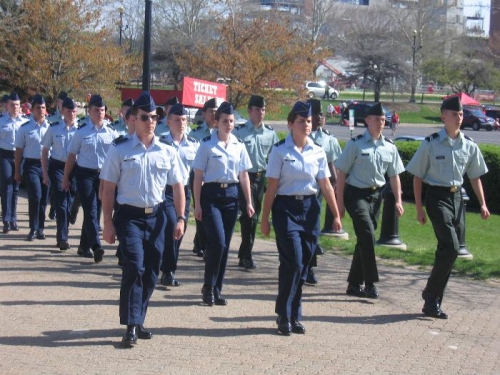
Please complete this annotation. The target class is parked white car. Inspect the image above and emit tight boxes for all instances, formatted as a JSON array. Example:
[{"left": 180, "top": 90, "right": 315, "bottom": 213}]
[{"left": 305, "top": 81, "right": 339, "bottom": 100}]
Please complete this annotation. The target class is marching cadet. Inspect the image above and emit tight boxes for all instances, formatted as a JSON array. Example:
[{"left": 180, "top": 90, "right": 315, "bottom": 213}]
[
  {"left": 14, "top": 94, "right": 50, "bottom": 240},
  {"left": 189, "top": 97, "right": 222, "bottom": 258},
  {"left": 1, "top": 94, "right": 9, "bottom": 116},
  {"left": 154, "top": 96, "right": 179, "bottom": 136},
  {"left": 41, "top": 96, "right": 79, "bottom": 250},
  {"left": 260, "top": 101, "right": 341, "bottom": 336},
  {"left": 46, "top": 91, "right": 68, "bottom": 124},
  {"left": 406, "top": 96, "right": 490, "bottom": 319},
  {"left": 0, "top": 92, "right": 27, "bottom": 234},
  {"left": 335, "top": 102, "right": 405, "bottom": 299},
  {"left": 159, "top": 103, "right": 199, "bottom": 287},
  {"left": 232, "top": 95, "right": 278, "bottom": 269},
  {"left": 305, "top": 99, "right": 342, "bottom": 285},
  {"left": 192, "top": 101, "right": 254, "bottom": 306},
  {"left": 101, "top": 91, "right": 186, "bottom": 346},
  {"left": 62, "top": 94, "right": 118, "bottom": 263},
  {"left": 113, "top": 98, "right": 133, "bottom": 136}
]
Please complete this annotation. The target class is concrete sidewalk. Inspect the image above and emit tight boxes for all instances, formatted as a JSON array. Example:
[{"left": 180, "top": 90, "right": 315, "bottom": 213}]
[{"left": 0, "top": 194, "right": 499, "bottom": 374}]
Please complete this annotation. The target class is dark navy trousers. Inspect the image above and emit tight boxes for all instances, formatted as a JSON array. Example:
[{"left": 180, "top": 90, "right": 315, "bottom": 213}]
[
  {"left": 161, "top": 184, "right": 191, "bottom": 274},
  {"left": 75, "top": 165, "right": 101, "bottom": 251},
  {"left": 49, "top": 158, "right": 76, "bottom": 243},
  {"left": 0, "top": 149, "right": 19, "bottom": 225},
  {"left": 23, "top": 159, "right": 49, "bottom": 232},
  {"left": 114, "top": 203, "right": 166, "bottom": 325},
  {"left": 272, "top": 195, "right": 320, "bottom": 320},
  {"left": 201, "top": 183, "right": 239, "bottom": 292}
]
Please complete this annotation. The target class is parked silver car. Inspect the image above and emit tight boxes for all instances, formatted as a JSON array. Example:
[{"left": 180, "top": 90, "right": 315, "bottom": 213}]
[{"left": 305, "top": 81, "right": 339, "bottom": 100}]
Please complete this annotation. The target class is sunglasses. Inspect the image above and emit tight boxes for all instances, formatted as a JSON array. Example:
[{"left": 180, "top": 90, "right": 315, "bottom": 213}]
[{"left": 135, "top": 114, "right": 159, "bottom": 122}]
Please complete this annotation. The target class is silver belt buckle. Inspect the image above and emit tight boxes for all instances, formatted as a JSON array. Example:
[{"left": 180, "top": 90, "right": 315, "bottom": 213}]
[
  {"left": 145, "top": 207, "right": 153, "bottom": 214},
  {"left": 450, "top": 186, "right": 458, "bottom": 193},
  {"left": 221, "top": 183, "right": 228, "bottom": 188},
  {"left": 295, "top": 195, "right": 304, "bottom": 200}
]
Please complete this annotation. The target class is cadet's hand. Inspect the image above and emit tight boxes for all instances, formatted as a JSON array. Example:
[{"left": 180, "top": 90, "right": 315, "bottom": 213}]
[
  {"left": 260, "top": 218, "right": 271, "bottom": 237},
  {"left": 42, "top": 173, "right": 50, "bottom": 186},
  {"left": 61, "top": 178, "right": 70, "bottom": 192},
  {"left": 337, "top": 201, "right": 345, "bottom": 219},
  {"left": 480, "top": 205, "right": 490, "bottom": 220},
  {"left": 246, "top": 204, "right": 255, "bottom": 219},
  {"left": 194, "top": 206, "right": 202, "bottom": 221},
  {"left": 395, "top": 202, "right": 404, "bottom": 217},
  {"left": 416, "top": 206, "right": 427, "bottom": 225},
  {"left": 174, "top": 222, "right": 185, "bottom": 240},
  {"left": 332, "top": 217, "right": 342, "bottom": 232},
  {"left": 14, "top": 172, "right": 21, "bottom": 184},
  {"left": 103, "top": 222, "right": 116, "bottom": 244}
]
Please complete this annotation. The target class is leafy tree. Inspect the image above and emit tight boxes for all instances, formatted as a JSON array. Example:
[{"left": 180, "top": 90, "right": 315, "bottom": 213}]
[{"left": 0, "top": 0, "right": 138, "bottom": 106}]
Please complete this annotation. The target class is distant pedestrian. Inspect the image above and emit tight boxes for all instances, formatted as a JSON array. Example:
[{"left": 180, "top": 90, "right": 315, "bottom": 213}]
[
  {"left": 391, "top": 111, "right": 399, "bottom": 137},
  {"left": 327, "top": 103, "right": 334, "bottom": 118}
]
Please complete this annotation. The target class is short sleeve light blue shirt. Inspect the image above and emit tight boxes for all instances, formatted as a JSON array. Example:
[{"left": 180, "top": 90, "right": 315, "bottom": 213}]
[
  {"left": 406, "top": 128, "right": 488, "bottom": 186},
  {"left": 67, "top": 120, "right": 118, "bottom": 169},
  {"left": 14, "top": 118, "right": 50, "bottom": 158},
  {"left": 190, "top": 122, "right": 212, "bottom": 141},
  {"left": 266, "top": 134, "right": 331, "bottom": 195},
  {"left": 100, "top": 134, "right": 184, "bottom": 207},
  {"left": 160, "top": 133, "right": 199, "bottom": 185},
  {"left": 192, "top": 132, "right": 252, "bottom": 183},
  {"left": 232, "top": 120, "right": 279, "bottom": 173},
  {"left": 335, "top": 130, "right": 405, "bottom": 188},
  {"left": 41, "top": 120, "right": 78, "bottom": 162},
  {"left": 113, "top": 118, "right": 128, "bottom": 136},
  {"left": 0, "top": 115, "right": 29, "bottom": 151}
]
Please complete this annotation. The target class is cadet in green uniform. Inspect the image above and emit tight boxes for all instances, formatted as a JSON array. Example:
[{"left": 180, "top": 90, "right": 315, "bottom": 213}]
[
  {"left": 113, "top": 98, "right": 133, "bottom": 136},
  {"left": 232, "top": 95, "right": 278, "bottom": 269},
  {"left": 406, "top": 96, "right": 490, "bottom": 319},
  {"left": 335, "top": 103, "right": 405, "bottom": 299}
]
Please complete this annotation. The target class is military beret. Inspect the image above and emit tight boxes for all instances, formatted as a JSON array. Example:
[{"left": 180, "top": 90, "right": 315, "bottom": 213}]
[
  {"left": 441, "top": 96, "right": 462, "bottom": 112},
  {"left": 57, "top": 91, "right": 68, "bottom": 100},
  {"left": 31, "top": 94, "right": 45, "bottom": 106},
  {"left": 216, "top": 101, "right": 234, "bottom": 116},
  {"left": 165, "top": 96, "right": 179, "bottom": 106},
  {"left": 62, "top": 97, "right": 76, "bottom": 110},
  {"left": 2, "top": 94, "right": 9, "bottom": 103},
  {"left": 307, "top": 99, "right": 322, "bottom": 116},
  {"left": 169, "top": 103, "right": 188, "bottom": 116},
  {"left": 121, "top": 98, "right": 134, "bottom": 107},
  {"left": 89, "top": 94, "right": 105, "bottom": 107},
  {"left": 203, "top": 98, "right": 223, "bottom": 111},
  {"left": 133, "top": 91, "right": 156, "bottom": 112},
  {"left": 367, "top": 102, "right": 384, "bottom": 116},
  {"left": 9, "top": 92, "right": 20, "bottom": 101},
  {"left": 292, "top": 101, "right": 312, "bottom": 118},
  {"left": 248, "top": 95, "right": 265, "bottom": 108}
]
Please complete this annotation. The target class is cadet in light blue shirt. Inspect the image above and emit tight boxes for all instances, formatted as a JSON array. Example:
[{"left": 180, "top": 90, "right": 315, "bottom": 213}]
[
  {"left": 336, "top": 102, "right": 404, "bottom": 300},
  {"left": 0, "top": 92, "right": 28, "bottom": 233},
  {"left": 260, "top": 101, "right": 341, "bottom": 336},
  {"left": 41, "top": 96, "right": 79, "bottom": 251},
  {"left": 100, "top": 91, "right": 186, "bottom": 346},
  {"left": 62, "top": 94, "right": 118, "bottom": 263},
  {"left": 113, "top": 98, "right": 133, "bottom": 136},
  {"left": 14, "top": 94, "right": 50, "bottom": 240},
  {"left": 192, "top": 101, "right": 254, "bottom": 307},
  {"left": 46, "top": 91, "right": 67, "bottom": 124},
  {"left": 159, "top": 103, "right": 200, "bottom": 287},
  {"left": 155, "top": 96, "right": 179, "bottom": 136},
  {"left": 406, "top": 96, "right": 490, "bottom": 320}
]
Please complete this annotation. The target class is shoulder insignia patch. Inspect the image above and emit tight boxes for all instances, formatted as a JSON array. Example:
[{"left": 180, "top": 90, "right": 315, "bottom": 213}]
[
  {"left": 274, "top": 139, "right": 286, "bottom": 147},
  {"left": 320, "top": 127, "right": 330, "bottom": 135},
  {"left": 464, "top": 135, "right": 474, "bottom": 142},
  {"left": 234, "top": 124, "right": 244, "bottom": 130},
  {"left": 383, "top": 137, "right": 394, "bottom": 144},
  {"left": 313, "top": 141, "right": 322, "bottom": 147},
  {"left": 352, "top": 134, "right": 363, "bottom": 141},
  {"left": 187, "top": 135, "right": 197, "bottom": 143},
  {"left": 264, "top": 124, "right": 274, "bottom": 131},
  {"left": 50, "top": 121, "right": 60, "bottom": 127},
  {"left": 425, "top": 132, "right": 439, "bottom": 142},
  {"left": 78, "top": 123, "right": 87, "bottom": 129},
  {"left": 107, "top": 123, "right": 115, "bottom": 130},
  {"left": 159, "top": 136, "right": 173, "bottom": 146},
  {"left": 194, "top": 125, "right": 203, "bottom": 131},
  {"left": 113, "top": 135, "right": 130, "bottom": 145},
  {"left": 21, "top": 121, "right": 30, "bottom": 126},
  {"left": 201, "top": 135, "right": 211, "bottom": 142}
]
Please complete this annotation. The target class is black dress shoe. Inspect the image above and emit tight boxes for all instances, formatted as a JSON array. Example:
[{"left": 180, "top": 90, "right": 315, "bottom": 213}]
[
  {"left": 161, "top": 272, "right": 180, "bottom": 287},
  {"left": 422, "top": 295, "right": 448, "bottom": 319},
  {"left": 3, "top": 224, "right": 10, "bottom": 233},
  {"left": 69, "top": 213, "right": 77, "bottom": 225},
  {"left": 364, "top": 283, "right": 379, "bottom": 299},
  {"left": 192, "top": 247, "right": 205, "bottom": 257},
  {"left": 346, "top": 283, "right": 366, "bottom": 297},
  {"left": 27, "top": 231, "right": 36, "bottom": 241},
  {"left": 238, "top": 258, "right": 245, "bottom": 267},
  {"left": 122, "top": 325, "right": 137, "bottom": 346},
  {"left": 137, "top": 325, "right": 153, "bottom": 339},
  {"left": 276, "top": 316, "right": 291, "bottom": 336},
  {"left": 48, "top": 208, "right": 56, "bottom": 220},
  {"left": 305, "top": 268, "right": 318, "bottom": 285},
  {"left": 243, "top": 258, "right": 256, "bottom": 270},
  {"left": 77, "top": 247, "right": 94, "bottom": 258},
  {"left": 316, "top": 245, "right": 325, "bottom": 255},
  {"left": 93, "top": 247, "right": 104, "bottom": 263},
  {"left": 10, "top": 222, "right": 19, "bottom": 231},
  {"left": 213, "top": 288, "right": 227, "bottom": 306},
  {"left": 201, "top": 284, "right": 214, "bottom": 306},
  {"left": 291, "top": 318, "right": 306, "bottom": 334},
  {"left": 36, "top": 230, "right": 46, "bottom": 240},
  {"left": 59, "top": 241, "right": 70, "bottom": 251}
]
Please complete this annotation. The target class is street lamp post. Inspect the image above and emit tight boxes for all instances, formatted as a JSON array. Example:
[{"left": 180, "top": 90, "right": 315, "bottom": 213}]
[
  {"left": 142, "top": 0, "right": 152, "bottom": 91},
  {"left": 118, "top": 5, "right": 124, "bottom": 46},
  {"left": 409, "top": 30, "right": 420, "bottom": 103}
]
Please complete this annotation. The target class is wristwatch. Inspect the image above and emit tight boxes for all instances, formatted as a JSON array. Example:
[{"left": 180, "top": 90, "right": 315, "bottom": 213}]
[{"left": 177, "top": 215, "right": 187, "bottom": 222}]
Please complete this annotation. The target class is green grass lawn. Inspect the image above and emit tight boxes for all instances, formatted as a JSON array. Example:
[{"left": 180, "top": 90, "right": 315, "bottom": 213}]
[{"left": 252, "top": 201, "right": 500, "bottom": 280}]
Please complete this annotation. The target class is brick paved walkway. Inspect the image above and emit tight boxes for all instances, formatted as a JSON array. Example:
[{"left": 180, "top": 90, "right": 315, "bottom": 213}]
[{"left": 1, "top": 194, "right": 499, "bottom": 374}]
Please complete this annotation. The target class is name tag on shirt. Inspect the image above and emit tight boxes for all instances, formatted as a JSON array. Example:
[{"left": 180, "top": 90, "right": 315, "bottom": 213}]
[
  {"left": 436, "top": 156, "right": 445, "bottom": 160},
  {"left": 212, "top": 155, "right": 222, "bottom": 158},
  {"left": 284, "top": 158, "right": 296, "bottom": 162}
]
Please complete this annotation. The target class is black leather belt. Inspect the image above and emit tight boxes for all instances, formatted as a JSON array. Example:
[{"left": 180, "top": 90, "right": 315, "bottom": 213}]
[
  {"left": 204, "top": 182, "right": 238, "bottom": 189},
  {"left": 49, "top": 158, "right": 66, "bottom": 167},
  {"left": 118, "top": 203, "right": 161, "bottom": 215},
  {"left": 428, "top": 185, "right": 460, "bottom": 193},
  {"left": 347, "top": 184, "right": 382, "bottom": 193},
  {"left": 0, "top": 149, "right": 14, "bottom": 156},
  {"left": 276, "top": 194, "right": 315, "bottom": 201},
  {"left": 248, "top": 171, "right": 266, "bottom": 178},
  {"left": 77, "top": 165, "right": 100, "bottom": 173},
  {"left": 24, "top": 158, "right": 41, "bottom": 163}
]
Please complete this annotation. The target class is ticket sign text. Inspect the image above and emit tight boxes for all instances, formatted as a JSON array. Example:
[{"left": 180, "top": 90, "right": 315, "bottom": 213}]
[{"left": 182, "top": 76, "right": 227, "bottom": 108}]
